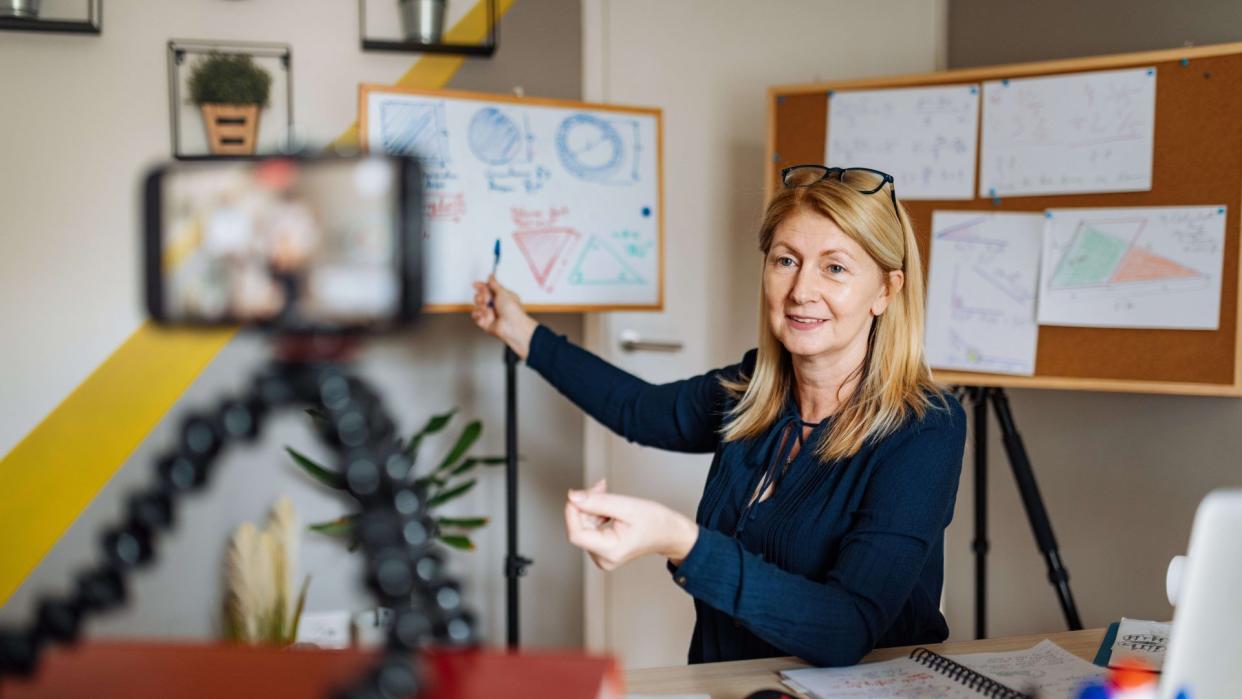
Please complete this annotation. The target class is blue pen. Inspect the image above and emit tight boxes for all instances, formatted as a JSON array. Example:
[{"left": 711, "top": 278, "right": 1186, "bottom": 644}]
[{"left": 489, "top": 239, "right": 500, "bottom": 308}]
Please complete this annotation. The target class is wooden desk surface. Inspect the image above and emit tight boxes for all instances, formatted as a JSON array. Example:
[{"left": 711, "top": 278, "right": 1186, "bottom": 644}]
[{"left": 624, "top": 628, "right": 1107, "bottom": 698}]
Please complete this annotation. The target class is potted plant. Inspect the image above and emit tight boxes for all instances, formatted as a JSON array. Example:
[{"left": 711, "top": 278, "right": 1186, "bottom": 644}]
[
  {"left": 287, "top": 408, "right": 504, "bottom": 552},
  {"left": 187, "top": 51, "right": 272, "bottom": 156},
  {"left": 222, "top": 497, "right": 311, "bottom": 646}
]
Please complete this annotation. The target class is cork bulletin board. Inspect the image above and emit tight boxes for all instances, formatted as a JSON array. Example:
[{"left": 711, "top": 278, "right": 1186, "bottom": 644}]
[{"left": 766, "top": 43, "right": 1242, "bottom": 396}]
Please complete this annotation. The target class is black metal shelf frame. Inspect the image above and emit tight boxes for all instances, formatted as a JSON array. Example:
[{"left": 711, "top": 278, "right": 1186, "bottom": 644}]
[
  {"left": 0, "top": 0, "right": 101, "bottom": 34},
  {"left": 166, "top": 39, "right": 295, "bottom": 161}
]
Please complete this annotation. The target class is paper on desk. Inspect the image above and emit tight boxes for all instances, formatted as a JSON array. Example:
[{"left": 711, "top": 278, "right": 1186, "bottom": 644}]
[
  {"left": 954, "top": 639, "right": 1106, "bottom": 698},
  {"left": 780, "top": 639, "right": 1105, "bottom": 699},
  {"left": 1109, "top": 617, "right": 1171, "bottom": 671},
  {"left": 783, "top": 656, "right": 969, "bottom": 698}
]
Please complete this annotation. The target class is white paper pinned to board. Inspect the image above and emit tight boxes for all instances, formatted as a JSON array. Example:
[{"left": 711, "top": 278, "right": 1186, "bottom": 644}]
[
  {"left": 980, "top": 67, "right": 1156, "bottom": 197},
  {"left": 825, "top": 83, "right": 979, "bottom": 200}
]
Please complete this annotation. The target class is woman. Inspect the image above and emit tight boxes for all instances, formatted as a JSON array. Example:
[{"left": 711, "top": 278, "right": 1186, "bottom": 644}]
[{"left": 470, "top": 165, "right": 965, "bottom": 667}]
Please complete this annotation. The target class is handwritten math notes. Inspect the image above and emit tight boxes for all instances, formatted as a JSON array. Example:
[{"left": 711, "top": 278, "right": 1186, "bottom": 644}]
[
  {"left": 1038, "top": 206, "right": 1226, "bottom": 329},
  {"left": 980, "top": 67, "right": 1157, "bottom": 198},
  {"left": 825, "top": 84, "right": 979, "bottom": 200},
  {"left": 926, "top": 212, "right": 1044, "bottom": 376},
  {"left": 363, "top": 89, "right": 661, "bottom": 309},
  {"left": 781, "top": 640, "right": 1104, "bottom": 699},
  {"left": 1108, "top": 618, "right": 1171, "bottom": 671},
  {"left": 954, "top": 640, "right": 1106, "bottom": 699}
]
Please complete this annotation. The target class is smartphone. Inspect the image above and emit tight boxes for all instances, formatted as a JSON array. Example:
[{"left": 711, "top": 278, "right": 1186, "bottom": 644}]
[{"left": 144, "top": 154, "right": 423, "bottom": 332}]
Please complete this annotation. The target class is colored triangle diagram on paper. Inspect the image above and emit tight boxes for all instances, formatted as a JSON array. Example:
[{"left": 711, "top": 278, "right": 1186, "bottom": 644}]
[
  {"left": 1110, "top": 246, "right": 1200, "bottom": 284},
  {"left": 514, "top": 228, "right": 579, "bottom": 289},
  {"left": 1049, "top": 226, "right": 1130, "bottom": 288},
  {"left": 569, "top": 235, "right": 644, "bottom": 285}
]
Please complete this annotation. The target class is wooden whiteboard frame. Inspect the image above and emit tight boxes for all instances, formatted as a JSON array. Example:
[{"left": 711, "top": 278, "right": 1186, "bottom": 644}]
[
  {"left": 358, "top": 84, "right": 665, "bottom": 314},
  {"left": 766, "top": 43, "right": 1242, "bottom": 397}
]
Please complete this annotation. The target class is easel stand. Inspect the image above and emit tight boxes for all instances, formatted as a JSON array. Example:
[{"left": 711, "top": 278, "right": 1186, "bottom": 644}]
[
  {"left": 963, "top": 386, "right": 1083, "bottom": 639},
  {"left": 504, "top": 346, "right": 532, "bottom": 648}
]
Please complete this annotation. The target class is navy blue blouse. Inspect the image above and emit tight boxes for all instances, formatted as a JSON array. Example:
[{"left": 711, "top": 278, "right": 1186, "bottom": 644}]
[{"left": 526, "top": 324, "right": 966, "bottom": 667}]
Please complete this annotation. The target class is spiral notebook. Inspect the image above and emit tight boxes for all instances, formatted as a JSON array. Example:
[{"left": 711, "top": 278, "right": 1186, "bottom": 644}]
[{"left": 780, "top": 639, "right": 1106, "bottom": 699}]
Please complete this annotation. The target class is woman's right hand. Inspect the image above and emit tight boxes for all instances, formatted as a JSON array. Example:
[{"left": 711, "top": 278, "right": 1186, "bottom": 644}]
[{"left": 471, "top": 274, "right": 539, "bottom": 360}]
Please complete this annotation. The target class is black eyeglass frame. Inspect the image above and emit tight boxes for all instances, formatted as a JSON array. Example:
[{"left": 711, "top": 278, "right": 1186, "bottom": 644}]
[{"left": 780, "top": 164, "right": 900, "bottom": 221}]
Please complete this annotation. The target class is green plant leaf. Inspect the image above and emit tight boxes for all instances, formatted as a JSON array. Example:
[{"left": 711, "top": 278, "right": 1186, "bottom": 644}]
[
  {"left": 438, "top": 534, "right": 475, "bottom": 551},
  {"left": 405, "top": 409, "right": 458, "bottom": 465},
  {"left": 304, "top": 407, "right": 329, "bottom": 427},
  {"left": 447, "top": 458, "right": 480, "bottom": 478},
  {"left": 428, "top": 479, "right": 476, "bottom": 508},
  {"left": 286, "top": 447, "right": 346, "bottom": 490},
  {"left": 413, "top": 474, "right": 446, "bottom": 489},
  {"left": 308, "top": 515, "right": 356, "bottom": 538},
  {"left": 434, "top": 421, "right": 482, "bottom": 474},
  {"left": 438, "top": 516, "right": 489, "bottom": 530},
  {"left": 187, "top": 51, "right": 273, "bottom": 106},
  {"left": 449, "top": 455, "right": 511, "bottom": 476},
  {"left": 286, "top": 575, "right": 311, "bottom": 645}
]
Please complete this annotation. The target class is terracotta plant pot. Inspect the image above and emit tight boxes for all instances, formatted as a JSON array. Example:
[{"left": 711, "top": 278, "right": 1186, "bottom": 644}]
[{"left": 200, "top": 103, "right": 261, "bottom": 155}]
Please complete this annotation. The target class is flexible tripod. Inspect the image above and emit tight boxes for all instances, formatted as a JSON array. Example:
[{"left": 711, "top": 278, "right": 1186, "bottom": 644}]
[
  {"left": 0, "top": 356, "right": 476, "bottom": 698},
  {"left": 961, "top": 386, "right": 1083, "bottom": 639}
]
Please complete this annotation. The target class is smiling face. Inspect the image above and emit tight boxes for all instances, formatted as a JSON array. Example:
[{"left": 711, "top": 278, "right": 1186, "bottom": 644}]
[{"left": 763, "top": 208, "right": 901, "bottom": 364}]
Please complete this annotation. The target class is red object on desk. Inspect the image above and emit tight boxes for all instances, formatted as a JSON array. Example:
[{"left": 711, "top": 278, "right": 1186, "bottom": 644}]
[{"left": 0, "top": 642, "right": 622, "bottom": 698}]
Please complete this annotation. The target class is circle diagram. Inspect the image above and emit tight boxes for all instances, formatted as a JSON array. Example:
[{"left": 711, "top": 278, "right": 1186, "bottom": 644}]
[
  {"left": 555, "top": 114, "right": 624, "bottom": 182},
  {"left": 468, "top": 107, "right": 524, "bottom": 165}
]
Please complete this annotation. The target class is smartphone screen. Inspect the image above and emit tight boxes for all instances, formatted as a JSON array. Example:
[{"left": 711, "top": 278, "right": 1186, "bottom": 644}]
[{"left": 146, "top": 155, "right": 421, "bottom": 330}]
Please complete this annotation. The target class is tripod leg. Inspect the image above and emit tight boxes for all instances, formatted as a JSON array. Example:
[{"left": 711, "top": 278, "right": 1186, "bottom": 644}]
[
  {"left": 971, "top": 387, "right": 989, "bottom": 639},
  {"left": 989, "top": 388, "right": 1083, "bottom": 630},
  {"left": 503, "top": 346, "right": 532, "bottom": 648}
]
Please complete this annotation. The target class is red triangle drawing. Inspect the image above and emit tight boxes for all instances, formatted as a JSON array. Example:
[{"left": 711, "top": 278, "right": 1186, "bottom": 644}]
[
  {"left": 1110, "top": 246, "right": 1200, "bottom": 284},
  {"left": 514, "top": 228, "right": 580, "bottom": 289}
]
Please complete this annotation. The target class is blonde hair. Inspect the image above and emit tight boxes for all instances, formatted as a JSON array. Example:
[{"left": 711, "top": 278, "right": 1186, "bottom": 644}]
[{"left": 720, "top": 176, "right": 942, "bottom": 462}]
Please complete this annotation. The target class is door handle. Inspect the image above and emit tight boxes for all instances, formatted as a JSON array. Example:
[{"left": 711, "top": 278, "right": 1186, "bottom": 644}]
[{"left": 619, "top": 330, "right": 683, "bottom": 353}]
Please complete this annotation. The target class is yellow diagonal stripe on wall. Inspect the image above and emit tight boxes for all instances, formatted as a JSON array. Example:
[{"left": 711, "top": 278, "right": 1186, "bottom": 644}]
[{"left": 0, "top": 0, "right": 516, "bottom": 607}]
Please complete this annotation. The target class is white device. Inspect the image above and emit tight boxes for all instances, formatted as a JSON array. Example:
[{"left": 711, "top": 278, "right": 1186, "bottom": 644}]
[{"left": 1161, "top": 489, "right": 1242, "bottom": 699}]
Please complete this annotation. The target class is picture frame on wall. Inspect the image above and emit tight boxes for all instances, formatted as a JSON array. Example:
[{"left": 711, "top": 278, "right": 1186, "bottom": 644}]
[{"left": 166, "top": 39, "right": 294, "bottom": 160}]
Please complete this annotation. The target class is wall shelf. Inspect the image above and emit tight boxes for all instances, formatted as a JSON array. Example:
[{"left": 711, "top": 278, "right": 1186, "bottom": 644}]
[
  {"left": 360, "top": 39, "right": 495, "bottom": 56},
  {"left": 358, "top": 0, "right": 497, "bottom": 57},
  {"left": 0, "top": 0, "right": 101, "bottom": 35}
]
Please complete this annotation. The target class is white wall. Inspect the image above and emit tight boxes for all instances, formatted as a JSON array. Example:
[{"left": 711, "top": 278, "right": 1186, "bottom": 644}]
[
  {"left": 581, "top": 0, "right": 948, "bottom": 666},
  {"left": 0, "top": 0, "right": 586, "bottom": 649}
]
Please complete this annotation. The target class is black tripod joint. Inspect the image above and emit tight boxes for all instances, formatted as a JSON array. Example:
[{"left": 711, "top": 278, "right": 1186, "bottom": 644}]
[{"left": 505, "top": 555, "right": 533, "bottom": 578}]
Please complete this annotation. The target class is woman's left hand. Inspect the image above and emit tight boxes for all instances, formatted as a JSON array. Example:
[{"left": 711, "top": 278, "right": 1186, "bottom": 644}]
[{"left": 564, "top": 481, "right": 700, "bottom": 571}]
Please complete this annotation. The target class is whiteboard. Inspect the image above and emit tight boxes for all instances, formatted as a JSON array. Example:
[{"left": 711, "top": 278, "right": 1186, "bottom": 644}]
[
  {"left": 979, "top": 67, "right": 1156, "bottom": 198},
  {"left": 825, "top": 83, "right": 979, "bottom": 200},
  {"left": 359, "top": 85, "right": 663, "bottom": 311}
]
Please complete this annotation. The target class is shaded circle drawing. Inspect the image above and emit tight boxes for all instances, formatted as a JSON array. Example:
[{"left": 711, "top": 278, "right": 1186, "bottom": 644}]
[
  {"left": 468, "top": 107, "right": 523, "bottom": 165},
  {"left": 555, "top": 114, "right": 624, "bottom": 182}
]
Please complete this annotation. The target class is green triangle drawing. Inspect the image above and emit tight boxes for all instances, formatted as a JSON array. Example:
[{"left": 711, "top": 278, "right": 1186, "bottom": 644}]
[
  {"left": 568, "top": 235, "right": 645, "bottom": 285},
  {"left": 1049, "top": 226, "right": 1129, "bottom": 288}
]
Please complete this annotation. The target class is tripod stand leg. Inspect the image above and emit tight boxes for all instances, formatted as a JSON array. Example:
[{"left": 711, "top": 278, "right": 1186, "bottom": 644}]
[
  {"left": 989, "top": 388, "right": 1083, "bottom": 631},
  {"left": 503, "top": 346, "right": 532, "bottom": 648},
  {"left": 970, "top": 388, "right": 989, "bottom": 639}
]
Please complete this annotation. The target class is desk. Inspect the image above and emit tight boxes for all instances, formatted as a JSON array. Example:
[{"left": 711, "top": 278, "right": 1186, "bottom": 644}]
[{"left": 624, "top": 628, "right": 1107, "bottom": 698}]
